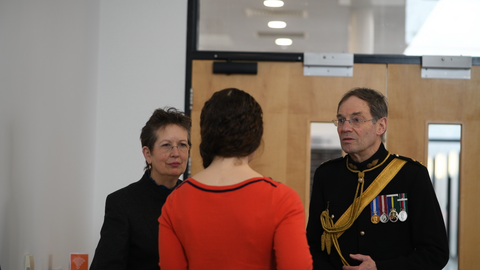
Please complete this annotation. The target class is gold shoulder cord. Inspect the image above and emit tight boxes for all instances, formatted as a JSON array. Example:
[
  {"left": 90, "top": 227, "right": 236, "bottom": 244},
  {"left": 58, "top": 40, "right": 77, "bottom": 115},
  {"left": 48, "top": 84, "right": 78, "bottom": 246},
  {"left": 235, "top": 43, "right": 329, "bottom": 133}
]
[{"left": 320, "top": 152, "right": 406, "bottom": 266}]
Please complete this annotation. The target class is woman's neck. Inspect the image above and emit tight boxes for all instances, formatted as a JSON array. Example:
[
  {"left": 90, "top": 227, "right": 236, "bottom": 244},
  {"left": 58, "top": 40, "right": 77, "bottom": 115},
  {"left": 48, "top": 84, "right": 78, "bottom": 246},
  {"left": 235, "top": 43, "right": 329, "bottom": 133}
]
[
  {"left": 150, "top": 171, "right": 178, "bottom": 189},
  {"left": 192, "top": 156, "right": 262, "bottom": 186}
]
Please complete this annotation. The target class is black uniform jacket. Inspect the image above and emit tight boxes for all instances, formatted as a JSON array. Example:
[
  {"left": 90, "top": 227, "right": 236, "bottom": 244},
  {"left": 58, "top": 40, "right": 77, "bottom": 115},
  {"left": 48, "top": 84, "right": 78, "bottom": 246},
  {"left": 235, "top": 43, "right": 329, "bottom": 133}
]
[
  {"left": 90, "top": 171, "right": 181, "bottom": 270},
  {"left": 306, "top": 144, "right": 449, "bottom": 270}
]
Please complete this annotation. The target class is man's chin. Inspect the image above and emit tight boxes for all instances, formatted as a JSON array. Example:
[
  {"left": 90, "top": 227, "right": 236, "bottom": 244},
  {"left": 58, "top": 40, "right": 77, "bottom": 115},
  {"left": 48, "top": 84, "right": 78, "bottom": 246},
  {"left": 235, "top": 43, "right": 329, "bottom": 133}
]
[{"left": 340, "top": 144, "right": 354, "bottom": 154}]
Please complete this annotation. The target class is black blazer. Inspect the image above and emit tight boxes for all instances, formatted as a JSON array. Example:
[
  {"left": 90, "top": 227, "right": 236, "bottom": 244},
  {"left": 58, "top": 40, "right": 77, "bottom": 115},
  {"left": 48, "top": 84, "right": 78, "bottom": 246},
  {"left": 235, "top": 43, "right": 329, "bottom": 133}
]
[{"left": 90, "top": 171, "right": 181, "bottom": 270}]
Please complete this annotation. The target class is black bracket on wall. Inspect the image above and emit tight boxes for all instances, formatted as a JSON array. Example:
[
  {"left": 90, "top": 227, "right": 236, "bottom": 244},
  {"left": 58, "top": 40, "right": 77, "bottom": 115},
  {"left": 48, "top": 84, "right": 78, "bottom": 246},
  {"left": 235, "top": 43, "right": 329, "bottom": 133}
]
[{"left": 213, "top": 61, "right": 258, "bottom": 75}]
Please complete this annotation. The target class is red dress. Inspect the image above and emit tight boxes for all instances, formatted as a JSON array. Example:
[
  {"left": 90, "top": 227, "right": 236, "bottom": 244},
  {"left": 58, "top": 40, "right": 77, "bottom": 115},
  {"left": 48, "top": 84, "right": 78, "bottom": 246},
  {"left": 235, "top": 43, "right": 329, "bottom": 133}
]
[{"left": 159, "top": 177, "right": 313, "bottom": 270}]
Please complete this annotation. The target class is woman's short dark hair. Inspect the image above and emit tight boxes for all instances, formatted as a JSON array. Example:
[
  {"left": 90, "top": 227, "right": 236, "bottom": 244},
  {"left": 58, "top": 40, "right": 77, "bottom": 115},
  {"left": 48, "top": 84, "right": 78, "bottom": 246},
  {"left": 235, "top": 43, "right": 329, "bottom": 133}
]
[
  {"left": 200, "top": 88, "right": 263, "bottom": 168},
  {"left": 140, "top": 107, "right": 191, "bottom": 170}
]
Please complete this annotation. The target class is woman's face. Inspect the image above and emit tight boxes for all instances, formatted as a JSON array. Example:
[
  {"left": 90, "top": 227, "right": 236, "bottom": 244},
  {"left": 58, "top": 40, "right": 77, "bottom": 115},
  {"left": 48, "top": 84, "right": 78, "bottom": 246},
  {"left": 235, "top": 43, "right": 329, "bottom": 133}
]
[{"left": 143, "top": 124, "right": 189, "bottom": 183}]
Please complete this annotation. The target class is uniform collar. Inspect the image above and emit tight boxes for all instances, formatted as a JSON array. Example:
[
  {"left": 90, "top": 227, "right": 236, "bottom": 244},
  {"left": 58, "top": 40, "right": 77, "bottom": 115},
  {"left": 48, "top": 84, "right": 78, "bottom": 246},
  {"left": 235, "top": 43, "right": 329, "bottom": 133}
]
[{"left": 347, "top": 143, "right": 388, "bottom": 171}]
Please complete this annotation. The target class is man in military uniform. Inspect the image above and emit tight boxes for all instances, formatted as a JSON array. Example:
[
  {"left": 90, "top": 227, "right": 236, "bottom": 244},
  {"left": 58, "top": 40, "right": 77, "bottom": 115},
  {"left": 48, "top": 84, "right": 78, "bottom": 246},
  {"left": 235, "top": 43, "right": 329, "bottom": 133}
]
[{"left": 306, "top": 88, "right": 449, "bottom": 270}]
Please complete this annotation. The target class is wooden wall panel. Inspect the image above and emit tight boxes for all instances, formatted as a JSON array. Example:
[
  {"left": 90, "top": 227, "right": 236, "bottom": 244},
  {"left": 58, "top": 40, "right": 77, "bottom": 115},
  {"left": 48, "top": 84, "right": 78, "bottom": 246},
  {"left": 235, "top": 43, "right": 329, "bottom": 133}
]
[
  {"left": 387, "top": 64, "right": 480, "bottom": 269},
  {"left": 192, "top": 60, "right": 479, "bottom": 268},
  {"left": 191, "top": 60, "right": 387, "bottom": 208}
]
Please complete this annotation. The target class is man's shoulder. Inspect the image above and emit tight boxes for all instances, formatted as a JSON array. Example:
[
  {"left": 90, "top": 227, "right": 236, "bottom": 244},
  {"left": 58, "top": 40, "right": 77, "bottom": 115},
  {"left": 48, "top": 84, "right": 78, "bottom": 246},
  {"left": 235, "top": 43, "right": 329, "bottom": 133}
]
[
  {"left": 391, "top": 153, "right": 426, "bottom": 168},
  {"left": 317, "top": 156, "right": 345, "bottom": 168}
]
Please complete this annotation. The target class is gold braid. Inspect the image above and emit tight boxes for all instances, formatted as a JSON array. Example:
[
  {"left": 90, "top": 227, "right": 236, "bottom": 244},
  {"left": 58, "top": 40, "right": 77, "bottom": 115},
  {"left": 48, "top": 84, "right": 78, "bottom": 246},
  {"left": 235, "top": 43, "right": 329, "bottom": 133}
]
[{"left": 320, "top": 152, "right": 390, "bottom": 266}]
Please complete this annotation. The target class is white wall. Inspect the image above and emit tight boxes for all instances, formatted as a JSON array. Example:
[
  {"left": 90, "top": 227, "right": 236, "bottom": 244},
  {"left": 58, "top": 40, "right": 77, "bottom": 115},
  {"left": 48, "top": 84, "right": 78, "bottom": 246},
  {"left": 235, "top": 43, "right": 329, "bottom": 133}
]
[
  {"left": 0, "top": 0, "right": 187, "bottom": 269},
  {"left": 93, "top": 0, "right": 187, "bottom": 260}
]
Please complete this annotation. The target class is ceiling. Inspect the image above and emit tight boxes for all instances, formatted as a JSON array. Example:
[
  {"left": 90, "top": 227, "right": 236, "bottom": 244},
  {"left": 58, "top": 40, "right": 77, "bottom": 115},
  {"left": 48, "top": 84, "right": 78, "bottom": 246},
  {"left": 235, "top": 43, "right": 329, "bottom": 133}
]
[
  {"left": 198, "top": 0, "right": 410, "bottom": 54},
  {"left": 196, "top": 0, "right": 480, "bottom": 57}
]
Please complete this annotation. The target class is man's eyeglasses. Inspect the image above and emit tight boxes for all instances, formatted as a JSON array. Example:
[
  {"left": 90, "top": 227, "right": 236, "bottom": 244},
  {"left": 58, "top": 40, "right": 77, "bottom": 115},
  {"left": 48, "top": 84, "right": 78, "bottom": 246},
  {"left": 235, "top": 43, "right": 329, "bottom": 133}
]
[
  {"left": 332, "top": 117, "right": 374, "bottom": 128},
  {"left": 156, "top": 143, "right": 190, "bottom": 153}
]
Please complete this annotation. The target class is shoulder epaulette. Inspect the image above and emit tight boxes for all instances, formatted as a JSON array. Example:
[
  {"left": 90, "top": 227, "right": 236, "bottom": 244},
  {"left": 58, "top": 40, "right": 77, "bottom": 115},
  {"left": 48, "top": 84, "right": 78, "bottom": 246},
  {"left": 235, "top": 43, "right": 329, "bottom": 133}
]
[{"left": 391, "top": 153, "right": 426, "bottom": 167}]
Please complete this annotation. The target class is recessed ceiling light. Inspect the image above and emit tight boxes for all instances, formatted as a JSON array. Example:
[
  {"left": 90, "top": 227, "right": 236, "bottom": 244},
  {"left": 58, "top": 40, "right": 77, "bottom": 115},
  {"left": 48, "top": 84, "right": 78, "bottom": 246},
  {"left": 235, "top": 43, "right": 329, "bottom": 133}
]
[
  {"left": 264, "top": 0, "right": 284, "bottom": 8},
  {"left": 268, "top": 21, "right": 287, "bottom": 29},
  {"left": 275, "top": 38, "right": 292, "bottom": 46}
]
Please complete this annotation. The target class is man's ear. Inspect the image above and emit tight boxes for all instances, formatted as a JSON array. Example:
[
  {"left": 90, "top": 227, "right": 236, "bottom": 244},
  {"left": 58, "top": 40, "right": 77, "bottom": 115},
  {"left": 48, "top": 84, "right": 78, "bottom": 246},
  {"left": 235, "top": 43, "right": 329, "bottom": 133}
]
[{"left": 376, "top": 117, "right": 387, "bottom": 136}]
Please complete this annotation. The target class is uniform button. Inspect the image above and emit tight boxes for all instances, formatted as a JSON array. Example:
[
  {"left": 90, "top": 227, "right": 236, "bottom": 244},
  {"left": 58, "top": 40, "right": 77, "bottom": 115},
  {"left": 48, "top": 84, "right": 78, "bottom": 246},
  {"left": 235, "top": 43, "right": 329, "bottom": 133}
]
[{"left": 360, "top": 231, "right": 365, "bottom": 236}]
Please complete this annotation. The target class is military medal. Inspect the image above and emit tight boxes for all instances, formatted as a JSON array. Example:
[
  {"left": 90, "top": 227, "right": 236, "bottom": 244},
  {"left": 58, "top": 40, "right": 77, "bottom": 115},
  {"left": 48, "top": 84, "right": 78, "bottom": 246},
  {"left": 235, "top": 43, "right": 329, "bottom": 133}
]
[
  {"left": 398, "top": 193, "right": 408, "bottom": 222},
  {"left": 387, "top": 194, "right": 399, "bottom": 223},
  {"left": 379, "top": 195, "right": 388, "bottom": 223},
  {"left": 371, "top": 214, "right": 380, "bottom": 224},
  {"left": 389, "top": 208, "right": 398, "bottom": 222},
  {"left": 370, "top": 197, "right": 380, "bottom": 224},
  {"left": 398, "top": 209, "right": 407, "bottom": 222}
]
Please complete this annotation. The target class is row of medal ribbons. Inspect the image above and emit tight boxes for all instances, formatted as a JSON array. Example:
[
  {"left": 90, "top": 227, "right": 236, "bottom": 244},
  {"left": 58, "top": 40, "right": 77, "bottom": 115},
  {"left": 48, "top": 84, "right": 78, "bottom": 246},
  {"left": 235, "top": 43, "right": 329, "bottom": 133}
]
[{"left": 370, "top": 193, "right": 408, "bottom": 224}]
